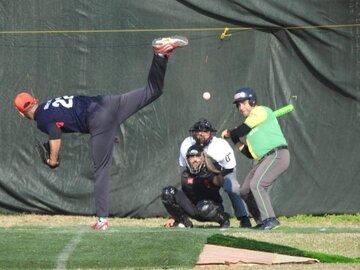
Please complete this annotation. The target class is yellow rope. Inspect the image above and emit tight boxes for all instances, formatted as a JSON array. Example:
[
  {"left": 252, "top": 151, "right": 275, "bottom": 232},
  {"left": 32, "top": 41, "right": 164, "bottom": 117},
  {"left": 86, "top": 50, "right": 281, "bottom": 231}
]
[
  {"left": 0, "top": 23, "right": 359, "bottom": 35},
  {"left": 0, "top": 28, "right": 244, "bottom": 35}
]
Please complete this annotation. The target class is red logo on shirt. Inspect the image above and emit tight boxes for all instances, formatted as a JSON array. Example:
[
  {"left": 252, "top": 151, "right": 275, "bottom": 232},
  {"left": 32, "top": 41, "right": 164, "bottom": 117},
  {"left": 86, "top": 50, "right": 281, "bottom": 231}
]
[
  {"left": 55, "top": 121, "right": 64, "bottom": 128},
  {"left": 187, "top": 178, "right": 194, "bottom": 185}
]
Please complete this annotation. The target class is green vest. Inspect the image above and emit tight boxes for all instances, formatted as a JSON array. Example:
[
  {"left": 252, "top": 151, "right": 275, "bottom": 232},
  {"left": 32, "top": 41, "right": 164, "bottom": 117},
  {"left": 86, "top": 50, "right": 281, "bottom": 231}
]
[{"left": 245, "top": 106, "right": 287, "bottom": 160}]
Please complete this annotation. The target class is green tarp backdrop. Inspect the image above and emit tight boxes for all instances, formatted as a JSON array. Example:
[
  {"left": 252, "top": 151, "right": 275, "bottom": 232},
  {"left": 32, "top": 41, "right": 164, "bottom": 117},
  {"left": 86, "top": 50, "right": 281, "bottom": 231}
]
[{"left": 0, "top": 0, "right": 359, "bottom": 217}]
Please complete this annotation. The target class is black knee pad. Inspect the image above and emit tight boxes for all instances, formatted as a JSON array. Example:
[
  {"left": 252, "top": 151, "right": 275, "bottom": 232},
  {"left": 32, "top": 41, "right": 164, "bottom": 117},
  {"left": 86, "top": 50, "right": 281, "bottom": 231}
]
[
  {"left": 195, "top": 200, "right": 221, "bottom": 221},
  {"left": 161, "top": 186, "right": 177, "bottom": 206},
  {"left": 161, "top": 186, "right": 190, "bottom": 224}
]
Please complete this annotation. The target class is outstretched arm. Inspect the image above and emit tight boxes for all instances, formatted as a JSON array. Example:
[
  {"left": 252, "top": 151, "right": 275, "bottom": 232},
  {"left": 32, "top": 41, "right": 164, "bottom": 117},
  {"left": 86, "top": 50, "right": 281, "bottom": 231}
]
[
  {"left": 47, "top": 139, "right": 61, "bottom": 167},
  {"left": 46, "top": 123, "right": 62, "bottom": 168}
]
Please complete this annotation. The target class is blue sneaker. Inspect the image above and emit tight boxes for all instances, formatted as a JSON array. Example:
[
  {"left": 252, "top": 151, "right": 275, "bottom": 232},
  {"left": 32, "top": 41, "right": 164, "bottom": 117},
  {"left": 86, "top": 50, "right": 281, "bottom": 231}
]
[{"left": 260, "top": 218, "right": 280, "bottom": 230}]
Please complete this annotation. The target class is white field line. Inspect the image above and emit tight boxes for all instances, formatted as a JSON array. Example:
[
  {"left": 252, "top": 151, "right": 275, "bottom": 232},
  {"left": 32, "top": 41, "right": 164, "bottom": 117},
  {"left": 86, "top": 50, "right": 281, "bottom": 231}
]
[{"left": 56, "top": 229, "right": 85, "bottom": 270}]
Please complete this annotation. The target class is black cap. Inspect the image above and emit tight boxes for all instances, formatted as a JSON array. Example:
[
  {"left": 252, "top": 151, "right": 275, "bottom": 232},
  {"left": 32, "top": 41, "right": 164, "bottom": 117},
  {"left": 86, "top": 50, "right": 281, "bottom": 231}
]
[
  {"left": 186, "top": 144, "right": 204, "bottom": 158},
  {"left": 189, "top": 118, "right": 217, "bottom": 132}
]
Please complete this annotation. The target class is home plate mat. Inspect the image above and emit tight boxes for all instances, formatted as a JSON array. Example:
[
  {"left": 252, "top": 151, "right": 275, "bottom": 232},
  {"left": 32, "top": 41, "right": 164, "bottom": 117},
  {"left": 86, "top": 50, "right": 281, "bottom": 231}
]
[{"left": 196, "top": 244, "right": 319, "bottom": 267}]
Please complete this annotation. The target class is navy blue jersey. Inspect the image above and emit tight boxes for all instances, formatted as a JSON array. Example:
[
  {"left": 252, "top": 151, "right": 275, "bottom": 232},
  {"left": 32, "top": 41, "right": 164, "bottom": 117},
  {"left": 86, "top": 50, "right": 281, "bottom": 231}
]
[{"left": 34, "top": 95, "right": 101, "bottom": 137}]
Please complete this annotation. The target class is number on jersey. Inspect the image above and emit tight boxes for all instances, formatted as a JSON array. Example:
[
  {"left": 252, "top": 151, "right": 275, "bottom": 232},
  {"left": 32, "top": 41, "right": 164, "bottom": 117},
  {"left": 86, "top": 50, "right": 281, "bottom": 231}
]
[{"left": 44, "top": 96, "right": 74, "bottom": 110}]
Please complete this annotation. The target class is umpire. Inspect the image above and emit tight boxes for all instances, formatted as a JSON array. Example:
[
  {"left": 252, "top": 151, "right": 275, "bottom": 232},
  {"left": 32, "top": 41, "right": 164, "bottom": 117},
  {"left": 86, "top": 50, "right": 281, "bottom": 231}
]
[
  {"left": 13, "top": 36, "right": 188, "bottom": 230},
  {"left": 222, "top": 87, "right": 290, "bottom": 230},
  {"left": 179, "top": 119, "right": 251, "bottom": 228}
]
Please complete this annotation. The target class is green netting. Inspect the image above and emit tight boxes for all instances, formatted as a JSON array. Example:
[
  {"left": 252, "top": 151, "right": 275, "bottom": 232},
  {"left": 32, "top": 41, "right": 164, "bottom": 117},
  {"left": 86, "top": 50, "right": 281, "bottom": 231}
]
[{"left": 0, "top": 0, "right": 359, "bottom": 216}]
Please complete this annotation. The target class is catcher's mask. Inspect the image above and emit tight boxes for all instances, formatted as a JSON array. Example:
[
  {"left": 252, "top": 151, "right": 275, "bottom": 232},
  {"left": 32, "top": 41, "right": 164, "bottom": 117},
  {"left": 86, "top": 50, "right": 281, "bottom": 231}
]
[
  {"left": 186, "top": 144, "right": 205, "bottom": 174},
  {"left": 189, "top": 118, "right": 216, "bottom": 147}
]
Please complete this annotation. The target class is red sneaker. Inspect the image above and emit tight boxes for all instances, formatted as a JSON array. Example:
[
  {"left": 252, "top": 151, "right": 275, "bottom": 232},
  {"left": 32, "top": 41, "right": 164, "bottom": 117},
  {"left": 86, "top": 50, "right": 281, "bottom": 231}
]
[
  {"left": 152, "top": 36, "right": 188, "bottom": 57},
  {"left": 91, "top": 219, "right": 109, "bottom": 231}
]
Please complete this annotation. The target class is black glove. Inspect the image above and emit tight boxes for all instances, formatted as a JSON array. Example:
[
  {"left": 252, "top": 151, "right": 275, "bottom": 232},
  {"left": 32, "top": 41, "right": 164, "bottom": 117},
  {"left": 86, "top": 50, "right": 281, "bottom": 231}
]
[{"left": 35, "top": 141, "right": 59, "bottom": 169}]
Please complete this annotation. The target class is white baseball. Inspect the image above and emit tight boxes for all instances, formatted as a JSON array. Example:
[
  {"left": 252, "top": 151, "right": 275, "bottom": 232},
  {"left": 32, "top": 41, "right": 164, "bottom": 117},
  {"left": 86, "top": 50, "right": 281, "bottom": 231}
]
[{"left": 203, "top": 92, "right": 211, "bottom": 100}]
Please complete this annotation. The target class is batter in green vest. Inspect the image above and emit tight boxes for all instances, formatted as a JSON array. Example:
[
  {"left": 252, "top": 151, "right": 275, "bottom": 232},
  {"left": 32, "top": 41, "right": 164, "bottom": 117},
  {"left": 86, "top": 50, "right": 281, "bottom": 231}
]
[{"left": 222, "top": 87, "right": 290, "bottom": 230}]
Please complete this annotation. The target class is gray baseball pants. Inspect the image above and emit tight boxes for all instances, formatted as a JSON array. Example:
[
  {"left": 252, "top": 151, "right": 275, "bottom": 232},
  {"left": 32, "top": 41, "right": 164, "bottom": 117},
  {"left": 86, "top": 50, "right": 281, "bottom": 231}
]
[
  {"left": 86, "top": 55, "right": 168, "bottom": 217},
  {"left": 240, "top": 148, "right": 290, "bottom": 222}
]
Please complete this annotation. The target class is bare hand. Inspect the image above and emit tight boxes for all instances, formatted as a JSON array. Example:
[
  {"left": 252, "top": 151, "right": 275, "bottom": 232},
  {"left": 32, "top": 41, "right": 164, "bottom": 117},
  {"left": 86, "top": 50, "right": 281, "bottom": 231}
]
[
  {"left": 46, "top": 159, "right": 59, "bottom": 169},
  {"left": 164, "top": 218, "right": 175, "bottom": 228},
  {"left": 221, "top": 129, "right": 230, "bottom": 139}
]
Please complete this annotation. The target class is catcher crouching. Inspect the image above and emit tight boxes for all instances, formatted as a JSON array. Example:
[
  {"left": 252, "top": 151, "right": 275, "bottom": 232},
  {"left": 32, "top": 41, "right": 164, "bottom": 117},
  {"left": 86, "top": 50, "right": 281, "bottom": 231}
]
[{"left": 161, "top": 144, "right": 230, "bottom": 228}]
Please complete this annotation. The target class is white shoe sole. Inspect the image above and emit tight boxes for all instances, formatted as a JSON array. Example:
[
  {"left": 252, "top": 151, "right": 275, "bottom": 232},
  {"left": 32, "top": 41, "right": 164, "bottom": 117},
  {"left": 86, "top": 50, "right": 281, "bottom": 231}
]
[{"left": 152, "top": 36, "right": 189, "bottom": 48}]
